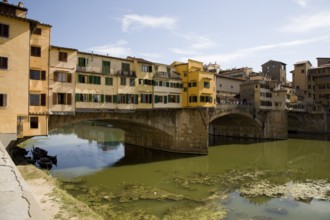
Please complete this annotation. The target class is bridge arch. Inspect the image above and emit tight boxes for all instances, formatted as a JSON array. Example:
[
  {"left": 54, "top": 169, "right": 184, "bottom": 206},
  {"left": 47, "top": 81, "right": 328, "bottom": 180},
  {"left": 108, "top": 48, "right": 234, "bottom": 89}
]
[
  {"left": 209, "top": 111, "right": 264, "bottom": 139},
  {"left": 49, "top": 109, "right": 209, "bottom": 154}
]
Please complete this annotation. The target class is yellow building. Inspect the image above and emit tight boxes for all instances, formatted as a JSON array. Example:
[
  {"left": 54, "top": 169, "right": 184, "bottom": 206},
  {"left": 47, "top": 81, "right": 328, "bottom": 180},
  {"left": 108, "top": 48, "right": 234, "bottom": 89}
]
[
  {"left": 23, "top": 23, "right": 51, "bottom": 137},
  {"left": 0, "top": 2, "right": 31, "bottom": 141},
  {"left": 173, "top": 59, "right": 215, "bottom": 108},
  {"left": 49, "top": 46, "right": 77, "bottom": 115}
]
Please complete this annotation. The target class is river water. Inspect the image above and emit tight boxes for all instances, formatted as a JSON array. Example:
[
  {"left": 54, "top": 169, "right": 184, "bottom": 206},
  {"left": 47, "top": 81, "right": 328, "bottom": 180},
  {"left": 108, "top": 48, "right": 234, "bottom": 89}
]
[{"left": 22, "top": 121, "right": 330, "bottom": 219}]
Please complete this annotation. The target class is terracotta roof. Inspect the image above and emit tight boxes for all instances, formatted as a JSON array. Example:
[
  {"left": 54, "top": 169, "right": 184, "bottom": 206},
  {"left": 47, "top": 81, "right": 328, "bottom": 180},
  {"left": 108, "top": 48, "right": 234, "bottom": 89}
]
[
  {"left": 294, "top": 60, "right": 312, "bottom": 65},
  {"left": 51, "top": 45, "right": 78, "bottom": 51},
  {"left": 0, "top": 1, "right": 28, "bottom": 11}
]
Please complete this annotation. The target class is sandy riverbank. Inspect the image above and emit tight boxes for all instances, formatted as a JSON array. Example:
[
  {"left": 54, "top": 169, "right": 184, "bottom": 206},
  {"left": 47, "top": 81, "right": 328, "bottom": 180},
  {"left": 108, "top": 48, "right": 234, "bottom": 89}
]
[{"left": 17, "top": 164, "right": 102, "bottom": 220}]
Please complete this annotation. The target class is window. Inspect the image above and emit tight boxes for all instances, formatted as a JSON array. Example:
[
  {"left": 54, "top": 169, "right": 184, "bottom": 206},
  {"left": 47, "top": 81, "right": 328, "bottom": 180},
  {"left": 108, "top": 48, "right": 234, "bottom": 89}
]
[
  {"left": 53, "top": 93, "right": 72, "bottom": 105},
  {"left": 30, "top": 117, "right": 38, "bottom": 129},
  {"left": 0, "top": 23, "right": 9, "bottom": 38},
  {"left": 92, "top": 94, "right": 102, "bottom": 103},
  {"left": 32, "top": 28, "right": 42, "bottom": 35},
  {"left": 168, "top": 95, "right": 180, "bottom": 103},
  {"left": 105, "top": 77, "right": 113, "bottom": 86},
  {"left": 30, "top": 70, "right": 46, "bottom": 80},
  {"left": 58, "top": 52, "right": 68, "bottom": 62},
  {"left": 0, "top": 94, "right": 7, "bottom": 107},
  {"left": 142, "top": 65, "right": 152, "bottom": 72},
  {"left": 31, "top": 46, "right": 41, "bottom": 57},
  {"left": 0, "top": 56, "right": 8, "bottom": 69},
  {"left": 141, "top": 94, "right": 152, "bottom": 103},
  {"left": 204, "top": 81, "right": 210, "bottom": 88},
  {"left": 29, "top": 94, "right": 46, "bottom": 106},
  {"left": 189, "top": 96, "right": 197, "bottom": 103},
  {"left": 188, "top": 82, "right": 197, "bottom": 87},
  {"left": 78, "top": 74, "right": 88, "bottom": 83},
  {"left": 122, "top": 63, "right": 130, "bottom": 72},
  {"left": 200, "top": 96, "right": 212, "bottom": 103},
  {"left": 89, "top": 75, "right": 101, "bottom": 85},
  {"left": 120, "top": 77, "right": 126, "bottom": 86},
  {"left": 105, "top": 95, "right": 113, "bottom": 103},
  {"left": 129, "top": 77, "right": 135, "bottom": 86},
  {"left": 75, "top": 93, "right": 89, "bottom": 102},
  {"left": 102, "top": 61, "right": 111, "bottom": 74},
  {"left": 78, "top": 57, "right": 87, "bottom": 67},
  {"left": 54, "top": 71, "right": 71, "bottom": 82}
]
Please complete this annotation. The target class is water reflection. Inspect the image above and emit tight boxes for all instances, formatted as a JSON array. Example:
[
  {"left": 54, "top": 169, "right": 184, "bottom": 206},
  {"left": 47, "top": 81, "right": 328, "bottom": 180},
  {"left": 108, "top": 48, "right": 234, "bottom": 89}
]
[{"left": 22, "top": 122, "right": 330, "bottom": 219}]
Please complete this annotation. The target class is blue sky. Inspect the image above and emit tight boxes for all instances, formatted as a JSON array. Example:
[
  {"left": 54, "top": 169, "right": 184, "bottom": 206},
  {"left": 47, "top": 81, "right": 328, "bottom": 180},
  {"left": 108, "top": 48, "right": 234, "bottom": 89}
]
[{"left": 17, "top": 0, "right": 330, "bottom": 80}]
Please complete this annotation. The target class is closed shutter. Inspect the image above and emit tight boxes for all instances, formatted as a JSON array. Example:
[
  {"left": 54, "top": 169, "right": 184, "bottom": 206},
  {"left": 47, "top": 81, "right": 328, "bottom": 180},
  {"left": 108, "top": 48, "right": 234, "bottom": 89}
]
[
  {"left": 41, "top": 71, "right": 46, "bottom": 80},
  {"left": 41, "top": 94, "right": 46, "bottom": 106},
  {"left": 54, "top": 71, "right": 58, "bottom": 82},
  {"left": 67, "top": 73, "right": 72, "bottom": 83},
  {"left": 75, "top": 93, "right": 80, "bottom": 102},
  {"left": 53, "top": 93, "right": 57, "bottom": 105},
  {"left": 134, "top": 95, "right": 138, "bottom": 104},
  {"left": 67, "top": 94, "right": 72, "bottom": 105}
]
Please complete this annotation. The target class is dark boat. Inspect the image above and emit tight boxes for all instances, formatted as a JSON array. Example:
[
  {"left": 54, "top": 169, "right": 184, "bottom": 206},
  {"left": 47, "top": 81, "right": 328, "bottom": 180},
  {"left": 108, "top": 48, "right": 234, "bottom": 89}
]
[
  {"left": 36, "top": 157, "right": 53, "bottom": 170},
  {"left": 32, "top": 146, "right": 48, "bottom": 160},
  {"left": 32, "top": 146, "right": 57, "bottom": 169}
]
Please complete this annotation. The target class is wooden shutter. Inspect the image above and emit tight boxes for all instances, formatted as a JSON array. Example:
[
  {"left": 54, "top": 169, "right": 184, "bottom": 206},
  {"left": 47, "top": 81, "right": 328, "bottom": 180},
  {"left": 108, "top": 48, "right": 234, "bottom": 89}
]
[
  {"left": 41, "top": 71, "right": 46, "bottom": 80},
  {"left": 134, "top": 95, "right": 138, "bottom": 104},
  {"left": 66, "top": 94, "right": 72, "bottom": 105},
  {"left": 75, "top": 93, "right": 80, "bottom": 102},
  {"left": 41, "top": 94, "right": 46, "bottom": 106},
  {"left": 53, "top": 93, "right": 57, "bottom": 105},
  {"left": 54, "top": 71, "right": 58, "bottom": 82},
  {"left": 67, "top": 73, "right": 72, "bottom": 83}
]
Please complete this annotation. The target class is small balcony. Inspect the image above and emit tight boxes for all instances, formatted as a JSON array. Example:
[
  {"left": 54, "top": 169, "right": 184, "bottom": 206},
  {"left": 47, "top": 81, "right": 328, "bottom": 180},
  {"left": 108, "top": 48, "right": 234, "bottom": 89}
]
[{"left": 117, "top": 70, "right": 136, "bottom": 77}]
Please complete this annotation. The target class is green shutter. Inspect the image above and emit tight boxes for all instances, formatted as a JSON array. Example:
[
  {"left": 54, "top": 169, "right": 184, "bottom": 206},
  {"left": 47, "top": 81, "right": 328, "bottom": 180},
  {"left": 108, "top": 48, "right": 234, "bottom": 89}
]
[
  {"left": 75, "top": 93, "right": 80, "bottom": 102},
  {"left": 134, "top": 94, "right": 138, "bottom": 104},
  {"left": 88, "top": 75, "right": 93, "bottom": 84},
  {"left": 89, "top": 94, "right": 92, "bottom": 102},
  {"left": 164, "top": 96, "right": 167, "bottom": 104}
]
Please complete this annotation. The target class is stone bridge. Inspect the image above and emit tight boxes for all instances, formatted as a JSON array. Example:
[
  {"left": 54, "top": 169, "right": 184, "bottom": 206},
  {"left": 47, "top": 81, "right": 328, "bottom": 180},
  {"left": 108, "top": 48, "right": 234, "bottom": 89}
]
[
  {"left": 288, "top": 111, "right": 329, "bottom": 133},
  {"left": 49, "top": 105, "right": 288, "bottom": 155}
]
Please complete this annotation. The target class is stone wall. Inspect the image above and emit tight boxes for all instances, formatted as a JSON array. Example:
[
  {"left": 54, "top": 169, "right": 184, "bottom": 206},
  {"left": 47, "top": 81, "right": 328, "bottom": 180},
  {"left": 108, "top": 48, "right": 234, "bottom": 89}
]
[{"left": 288, "top": 111, "right": 328, "bottom": 133}]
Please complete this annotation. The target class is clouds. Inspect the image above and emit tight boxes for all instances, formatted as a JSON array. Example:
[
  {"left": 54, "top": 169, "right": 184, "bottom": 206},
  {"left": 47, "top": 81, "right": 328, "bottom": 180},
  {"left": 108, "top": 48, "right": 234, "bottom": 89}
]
[
  {"left": 293, "top": 0, "right": 309, "bottom": 7},
  {"left": 188, "top": 36, "right": 329, "bottom": 65},
  {"left": 88, "top": 40, "right": 131, "bottom": 57},
  {"left": 279, "top": 10, "right": 330, "bottom": 33},
  {"left": 121, "top": 14, "right": 177, "bottom": 32}
]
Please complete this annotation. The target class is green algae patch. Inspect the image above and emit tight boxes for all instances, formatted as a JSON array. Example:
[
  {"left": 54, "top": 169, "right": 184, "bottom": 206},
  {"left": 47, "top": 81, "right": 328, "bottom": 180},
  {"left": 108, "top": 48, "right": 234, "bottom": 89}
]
[
  {"left": 116, "top": 183, "right": 184, "bottom": 202},
  {"left": 163, "top": 203, "right": 227, "bottom": 220}
]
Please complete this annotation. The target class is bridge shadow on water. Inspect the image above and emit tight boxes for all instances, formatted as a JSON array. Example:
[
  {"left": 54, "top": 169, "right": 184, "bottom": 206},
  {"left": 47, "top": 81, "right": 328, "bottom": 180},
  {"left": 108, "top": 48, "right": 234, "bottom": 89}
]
[
  {"left": 111, "top": 144, "right": 197, "bottom": 167},
  {"left": 209, "top": 135, "right": 273, "bottom": 147}
]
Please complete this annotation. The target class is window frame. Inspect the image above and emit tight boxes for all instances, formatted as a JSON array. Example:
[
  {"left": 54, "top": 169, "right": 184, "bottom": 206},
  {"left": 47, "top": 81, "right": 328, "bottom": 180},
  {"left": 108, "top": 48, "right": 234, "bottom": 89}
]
[
  {"left": 31, "top": 46, "right": 41, "bottom": 57},
  {"left": 0, "top": 56, "right": 8, "bottom": 69},
  {"left": 58, "top": 51, "right": 68, "bottom": 62},
  {"left": 0, "top": 23, "right": 9, "bottom": 38},
  {"left": 30, "top": 117, "right": 39, "bottom": 129},
  {"left": 0, "top": 94, "right": 7, "bottom": 107}
]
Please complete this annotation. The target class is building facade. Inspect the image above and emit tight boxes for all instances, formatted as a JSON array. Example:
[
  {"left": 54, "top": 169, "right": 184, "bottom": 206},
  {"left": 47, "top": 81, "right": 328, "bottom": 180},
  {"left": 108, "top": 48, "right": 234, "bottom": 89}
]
[
  {"left": 174, "top": 59, "right": 215, "bottom": 108},
  {"left": 262, "top": 60, "right": 287, "bottom": 84}
]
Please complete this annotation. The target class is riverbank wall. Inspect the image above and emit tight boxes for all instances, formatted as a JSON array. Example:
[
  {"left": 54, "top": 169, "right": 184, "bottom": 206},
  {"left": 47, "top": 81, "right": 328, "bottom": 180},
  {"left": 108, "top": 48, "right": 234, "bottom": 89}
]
[{"left": 0, "top": 136, "right": 47, "bottom": 220}]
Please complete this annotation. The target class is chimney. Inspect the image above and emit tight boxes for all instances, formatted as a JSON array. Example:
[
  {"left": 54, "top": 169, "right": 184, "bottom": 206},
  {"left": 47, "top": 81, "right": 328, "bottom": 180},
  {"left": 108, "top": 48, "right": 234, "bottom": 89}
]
[
  {"left": 18, "top": 2, "right": 23, "bottom": 7},
  {"left": 3, "top": 0, "right": 9, "bottom": 3}
]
